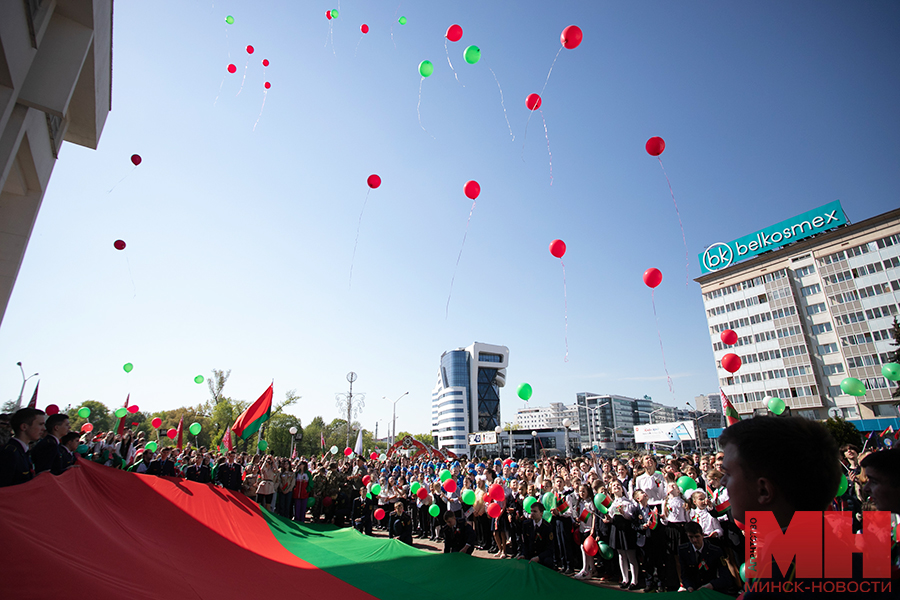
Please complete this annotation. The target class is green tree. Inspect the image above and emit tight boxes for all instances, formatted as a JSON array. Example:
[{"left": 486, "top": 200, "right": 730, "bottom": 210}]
[
  {"left": 207, "top": 368, "right": 231, "bottom": 405},
  {"left": 297, "top": 416, "right": 326, "bottom": 457},
  {"left": 824, "top": 417, "right": 862, "bottom": 449},
  {"left": 413, "top": 433, "right": 435, "bottom": 446},
  {"left": 66, "top": 400, "right": 113, "bottom": 434}
]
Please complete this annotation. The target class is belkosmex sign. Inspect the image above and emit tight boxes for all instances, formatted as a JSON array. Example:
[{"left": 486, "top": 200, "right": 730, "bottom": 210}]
[{"left": 699, "top": 200, "right": 848, "bottom": 274}]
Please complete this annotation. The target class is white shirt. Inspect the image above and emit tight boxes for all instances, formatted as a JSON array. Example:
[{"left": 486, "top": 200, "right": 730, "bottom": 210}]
[
  {"left": 691, "top": 507, "right": 724, "bottom": 538},
  {"left": 666, "top": 494, "right": 688, "bottom": 523},
  {"left": 634, "top": 471, "right": 667, "bottom": 506}
]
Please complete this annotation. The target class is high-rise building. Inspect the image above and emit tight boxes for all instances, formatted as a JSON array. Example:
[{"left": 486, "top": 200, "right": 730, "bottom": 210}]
[
  {"left": 695, "top": 393, "right": 722, "bottom": 414},
  {"left": 697, "top": 202, "right": 900, "bottom": 421},
  {"left": 431, "top": 342, "right": 508, "bottom": 455},
  {"left": 575, "top": 392, "right": 655, "bottom": 450},
  {"left": 515, "top": 402, "right": 578, "bottom": 430}
]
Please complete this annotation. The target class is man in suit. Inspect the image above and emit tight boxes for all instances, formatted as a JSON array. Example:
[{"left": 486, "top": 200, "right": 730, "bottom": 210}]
[
  {"left": 147, "top": 447, "right": 176, "bottom": 477},
  {"left": 678, "top": 521, "right": 733, "bottom": 593},
  {"left": 31, "top": 412, "right": 69, "bottom": 475},
  {"left": 59, "top": 432, "right": 80, "bottom": 471},
  {"left": 217, "top": 451, "right": 243, "bottom": 491},
  {"left": 442, "top": 511, "right": 476, "bottom": 554},
  {"left": 390, "top": 501, "right": 413, "bottom": 545},
  {"left": 0, "top": 408, "right": 45, "bottom": 487},
  {"left": 517, "top": 501, "right": 555, "bottom": 568},
  {"left": 352, "top": 485, "right": 375, "bottom": 535}
]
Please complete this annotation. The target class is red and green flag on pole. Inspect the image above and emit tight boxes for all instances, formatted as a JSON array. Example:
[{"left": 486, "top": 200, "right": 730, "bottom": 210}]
[
  {"left": 232, "top": 383, "right": 273, "bottom": 441},
  {"left": 175, "top": 414, "right": 184, "bottom": 450},
  {"left": 720, "top": 388, "right": 741, "bottom": 427},
  {"left": 116, "top": 394, "right": 130, "bottom": 436}
]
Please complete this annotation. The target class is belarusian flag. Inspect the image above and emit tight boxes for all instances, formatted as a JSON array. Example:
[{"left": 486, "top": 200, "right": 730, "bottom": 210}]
[
  {"left": 555, "top": 493, "right": 569, "bottom": 513},
  {"left": 720, "top": 388, "right": 741, "bottom": 427},
  {"left": 175, "top": 414, "right": 184, "bottom": 450},
  {"left": 578, "top": 507, "right": 590, "bottom": 523},
  {"left": 648, "top": 507, "right": 658, "bottom": 530},
  {"left": 222, "top": 427, "right": 234, "bottom": 452},
  {"left": 879, "top": 425, "right": 894, "bottom": 438},
  {"left": 232, "top": 384, "right": 273, "bottom": 440},
  {"left": 26, "top": 381, "right": 39, "bottom": 409}
]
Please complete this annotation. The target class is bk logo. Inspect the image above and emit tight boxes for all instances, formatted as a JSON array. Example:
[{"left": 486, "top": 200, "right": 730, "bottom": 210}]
[{"left": 702, "top": 242, "right": 733, "bottom": 272}]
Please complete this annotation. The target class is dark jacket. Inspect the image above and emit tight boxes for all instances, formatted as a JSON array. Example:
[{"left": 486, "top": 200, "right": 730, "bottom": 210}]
[
  {"left": 31, "top": 436, "right": 64, "bottom": 475},
  {"left": 217, "top": 462, "right": 243, "bottom": 491},
  {"left": 678, "top": 541, "right": 732, "bottom": 592},
  {"left": 389, "top": 511, "right": 413, "bottom": 544},
  {"left": 443, "top": 520, "right": 476, "bottom": 553},
  {"left": 522, "top": 518, "right": 555, "bottom": 567},
  {"left": 0, "top": 439, "right": 35, "bottom": 487},
  {"left": 186, "top": 464, "right": 211, "bottom": 484}
]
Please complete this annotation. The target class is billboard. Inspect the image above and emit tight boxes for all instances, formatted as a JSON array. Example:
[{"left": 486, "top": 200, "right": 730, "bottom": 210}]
[
  {"left": 633, "top": 421, "right": 697, "bottom": 443},
  {"left": 468, "top": 431, "right": 497, "bottom": 445}
]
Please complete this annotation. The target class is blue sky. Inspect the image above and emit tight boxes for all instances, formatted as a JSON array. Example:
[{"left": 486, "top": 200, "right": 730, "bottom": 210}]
[{"left": 2, "top": 1, "right": 899, "bottom": 435}]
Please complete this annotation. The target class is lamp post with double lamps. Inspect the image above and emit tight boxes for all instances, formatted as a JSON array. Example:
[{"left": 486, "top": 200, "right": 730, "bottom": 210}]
[{"left": 386, "top": 391, "right": 409, "bottom": 448}]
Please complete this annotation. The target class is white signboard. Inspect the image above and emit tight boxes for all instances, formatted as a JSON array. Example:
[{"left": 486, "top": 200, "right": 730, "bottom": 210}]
[
  {"left": 468, "top": 431, "right": 498, "bottom": 445},
  {"left": 633, "top": 421, "right": 696, "bottom": 443}
]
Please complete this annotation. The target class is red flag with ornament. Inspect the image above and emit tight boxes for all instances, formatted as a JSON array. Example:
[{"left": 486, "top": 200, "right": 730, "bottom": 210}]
[
  {"left": 176, "top": 414, "right": 184, "bottom": 449},
  {"left": 222, "top": 426, "right": 234, "bottom": 453},
  {"left": 26, "top": 381, "right": 39, "bottom": 409},
  {"left": 116, "top": 394, "right": 130, "bottom": 436},
  {"left": 720, "top": 388, "right": 741, "bottom": 427}
]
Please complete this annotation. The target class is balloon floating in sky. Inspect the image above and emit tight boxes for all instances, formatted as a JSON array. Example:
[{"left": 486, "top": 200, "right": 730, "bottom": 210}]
[
  {"left": 123, "top": 362, "right": 133, "bottom": 373},
  {"left": 264, "top": 82, "right": 271, "bottom": 89},
  {"left": 194, "top": 375, "right": 204, "bottom": 384},
  {"left": 720, "top": 329, "right": 738, "bottom": 345},
  {"left": 526, "top": 93, "right": 542, "bottom": 111},
  {"left": 225, "top": 15, "right": 234, "bottom": 25},
  {"left": 767, "top": 396, "right": 786, "bottom": 415},
  {"left": 130, "top": 154, "right": 142, "bottom": 166},
  {"left": 367, "top": 174, "right": 381, "bottom": 189},
  {"left": 561, "top": 25, "right": 583, "bottom": 49},
  {"left": 167, "top": 428, "right": 178, "bottom": 440},
  {"left": 419, "top": 60, "right": 434, "bottom": 78},
  {"left": 643, "top": 268, "right": 663, "bottom": 288},
  {"left": 446, "top": 24, "right": 462, "bottom": 42},
  {"left": 45, "top": 404, "right": 59, "bottom": 416},
  {"left": 78, "top": 406, "right": 91, "bottom": 418},
  {"left": 326, "top": 10, "right": 332, "bottom": 20},
  {"left": 360, "top": 24, "right": 369, "bottom": 34},
  {"left": 517, "top": 383, "right": 533, "bottom": 401},
  {"left": 464, "top": 180, "right": 480, "bottom": 199},
  {"left": 549, "top": 239, "right": 566, "bottom": 259},
  {"left": 151, "top": 417, "right": 162, "bottom": 429},
  {"left": 398, "top": 16, "right": 407, "bottom": 25},
  {"left": 114, "top": 407, "right": 127, "bottom": 419},
  {"left": 721, "top": 353, "right": 742, "bottom": 374},
  {"left": 646, "top": 136, "right": 665, "bottom": 156},
  {"left": 262, "top": 59, "right": 269, "bottom": 67},
  {"left": 127, "top": 405, "right": 139, "bottom": 413},
  {"left": 463, "top": 45, "right": 481, "bottom": 64},
  {"left": 114, "top": 240, "right": 126, "bottom": 250},
  {"left": 840, "top": 377, "right": 866, "bottom": 397},
  {"left": 227, "top": 63, "right": 236, "bottom": 73},
  {"left": 189, "top": 422, "right": 202, "bottom": 436},
  {"left": 331, "top": 9, "right": 338, "bottom": 18},
  {"left": 246, "top": 45, "right": 254, "bottom": 54}
]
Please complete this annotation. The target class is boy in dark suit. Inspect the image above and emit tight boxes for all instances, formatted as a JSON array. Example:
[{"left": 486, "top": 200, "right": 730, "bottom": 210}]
[
  {"left": 0, "top": 408, "right": 45, "bottom": 487},
  {"left": 31, "top": 413, "right": 69, "bottom": 475},
  {"left": 517, "top": 501, "right": 555, "bottom": 568},
  {"left": 678, "top": 521, "right": 733, "bottom": 593},
  {"left": 442, "top": 511, "right": 476, "bottom": 554}
]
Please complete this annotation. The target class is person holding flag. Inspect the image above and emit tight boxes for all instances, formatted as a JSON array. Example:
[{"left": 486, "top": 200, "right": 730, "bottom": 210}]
[{"left": 231, "top": 383, "right": 273, "bottom": 451}]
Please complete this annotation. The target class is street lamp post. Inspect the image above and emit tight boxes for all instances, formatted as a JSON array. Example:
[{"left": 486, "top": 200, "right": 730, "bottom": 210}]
[
  {"left": 494, "top": 425, "right": 503, "bottom": 458},
  {"left": 531, "top": 430, "right": 537, "bottom": 458},
  {"left": 562, "top": 418, "right": 572, "bottom": 458},
  {"left": 289, "top": 426, "right": 298, "bottom": 458},
  {"left": 685, "top": 402, "right": 712, "bottom": 453},
  {"left": 15, "top": 362, "right": 38, "bottom": 411},
  {"left": 388, "top": 391, "right": 409, "bottom": 448}
]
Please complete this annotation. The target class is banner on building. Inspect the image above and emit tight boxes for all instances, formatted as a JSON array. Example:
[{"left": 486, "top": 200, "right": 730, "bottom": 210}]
[
  {"left": 468, "top": 431, "right": 498, "bottom": 445},
  {"left": 633, "top": 421, "right": 696, "bottom": 443}
]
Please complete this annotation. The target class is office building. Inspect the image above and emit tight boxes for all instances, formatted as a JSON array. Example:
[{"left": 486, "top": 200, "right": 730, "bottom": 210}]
[
  {"left": 697, "top": 202, "right": 900, "bottom": 421},
  {"left": 1, "top": 0, "right": 113, "bottom": 327},
  {"left": 694, "top": 393, "right": 722, "bottom": 414},
  {"left": 516, "top": 402, "right": 578, "bottom": 430},
  {"left": 575, "top": 392, "right": 662, "bottom": 450},
  {"left": 431, "top": 342, "right": 509, "bottom": 455}
]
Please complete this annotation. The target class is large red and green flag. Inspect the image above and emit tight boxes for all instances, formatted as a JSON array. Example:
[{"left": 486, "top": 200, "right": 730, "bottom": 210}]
[
  {"left": 116, "top": 394, "right": 130, "bottom": 436},
  {"left": 232, "top": 384, "right": 273, "bottom": 440},
  {"left": 720, "top": 388, "right": 741, "bottom": 427}
]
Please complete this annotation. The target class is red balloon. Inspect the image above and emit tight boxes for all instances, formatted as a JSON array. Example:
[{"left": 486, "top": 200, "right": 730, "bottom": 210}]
[
  {"left": 369, "top": 451, "right": 378, "bottom": 460},
  {"left": 374, "top": 508, "right": 385, "bottom": 520},
  {"left": 445, "top": 24, "right": 463, "bottom": 42},
  {"left": 323, "top": 496, "right": 333, "bottom": 507},
  {"left": 583, "top": 535, "right": 599, "bottom": 556},
  {"left": 81, "top": 423, "right": 93, "bottom": 433},
  {"left": 645, "top": 136, "right": 665, "bottom": 157},
  {"left": 486, "top": 502, "right": 502, "bottom": 518},
  {"left": 549, "top": 239, "right": 566, "bottom": 259},
  {"left": 443, "top": 479, "right": 457, "bottom": 493},
  {"left": 264, "top": 82, "right": 271, "bottom": 89},
  {"left": 130, "top": 154, "right": 142, "bottom": 166},
  {"left": 114, "top": 240, "right": 126, "bottom": 250},
  {"left": 131, "top": 422, "right": 139, "bottom": 427},
  {"left": 416, "top": 487, "right": 428, "bottom": 499},
  {"left": 720, "top": 329, "right": 738, "bottom": 345},
  {"left": 643, "top": 268, "right": 663, "bottom": 289},
  {"left": 525, "top": 93, "right": 542, "bottom": 111},
  {"left": 326, "top": 10, "right": 332, "bottom": 20},
  {"left": 464, "top": 180, "right": 480, "bottom": 200},
  {"left": 151, "top": 417, "right": 162, "bottom": 429},
  {"left": 367, "top": 174, "right": 381, "bottom": 189},
  {"left": 503, "top": 458, "right": 512, "bottom": 466},
  {"left": 489, "top": 483, "right": 505, "bottom": 502},
  {"left": 227, "top": 63, "right": 237, "bottom": 74},
  {"left": 246, "top": 45, "right": 254, "bottom": 54},
  {"left": 344, "top": 447, "right": 353, "bottom": 456},
  {"left": 262, "top": 59, "right": 269, "bottom": 67},
  {"left": 362, "top": 475, "right": 371, "bottom": 485},
  {"left": 127, "top": 405, "right": 139, "bottom": 413},
  {"left": 45, "top": 404, "right": 59, "bottom": 416},
  {"left": 561, "top": 25, "right": 583, "bottom": 49},
  {"left": 167, "top": 428, "right": 178, "bottom": 440},
  {"left": 721, "top": 353, "right": 742, "bottom": 373},
  {"left": 360, "top": 24, "right": 369, "bottom": 34}
]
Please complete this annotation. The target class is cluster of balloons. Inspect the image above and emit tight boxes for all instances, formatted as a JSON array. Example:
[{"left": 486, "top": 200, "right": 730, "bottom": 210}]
[{"left": 325, "top": 9, "right": 338, "bottom": 19}]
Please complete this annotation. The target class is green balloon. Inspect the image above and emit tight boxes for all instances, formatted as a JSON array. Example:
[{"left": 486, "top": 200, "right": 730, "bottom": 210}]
[
  {"left": 677, "top": 475, "right": 697, "bottom": 493},
  {"left": 398, "top": 16, "right": 407, "bottom": 25},
  {"left": 76, "top": 444, "right": 89, "bottom": 455},
  {"left": 882, "top": 362, "right": 900, "bottom": 382},
  {"left": 194, "top": 375, "right": 204, "bottom": 384},
  {"left": 542, "top": 491, "right": 557, "bottom": 511},
  {"left": 331, "top": 9, "right": 338, "bottom": 18},
  {"left": 371, "top": 483, "right": 382, "bottom": 495},
  {"left": 462, "top": 489, "right": 476, "bottom": 505},
  {"left": 599, "top": 542, "right": 614, "bottom": 560},
  {"left": 740, "top": 563, "right": 746, "bottom": 582},
  {"left": 418, "top": 60, "right": 433, "bottom": 78},
  {"left": 439, "top": 469, "right": 452, "bottom": 482},
  {"left": 145, "top": 441, "right": 157, "bottom": 452},
  {"left": 463, "top": 45, "right": 481, "bottom": 65},
  {"left": 836, "top": 474, "right": 848, "bottom": 497},
  {"left": 410, "top": 481, "right": 421, "bottom": 495},
  {"left": 593, "top": 492, "right": 609, "bottom": 513},
  {"left": 308, "top": 497, "right": 315, "bottom": 507},
  {"left": 517, "top": 383, "right": 533, "bottom": 401},
  {"left": 258, "top": 439, "right": 268, "bottom": 451},
  {"left": 225, "top": 15, "right": 234, "bottom": 24},
  {"left": 114, "top": 407, "right": 127, "bottom": 418},
  {"left": 767, "top": 396, "right": 785, "bottom": 415},
  {"left": 123, "top": 362, "right": 133, "bottom": 373},
  {"left": 78, "top": 407, "right": 91, "bottom": 419},
  {"left": 429, "top": 504, "right": 440, "bottom": 517},
  {"left": 522, "top": 496, "right": 537, "bottom": 513},
  {"left": 189, "top": 422, "right": 202, "bottom": 436},
  {"left": 840, "top": 377, "right": 866, "bottom": 397}
]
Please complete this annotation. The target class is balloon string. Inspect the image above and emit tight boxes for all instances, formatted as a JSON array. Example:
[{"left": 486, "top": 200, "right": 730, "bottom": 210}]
[
  {"left": 651, "top": 290, "right": 674, "bottom": 396},
  {"left": 445, "top": 39, "right": 461, "bottom": 85},
  {"left": 108, "top": 166, "right": 136, "bottom": 194},
  {"left": 417, "top": 77, "right": 435, "bottom": 139},
  {"left": 252, "top": 90, "right": 267, "bottom": 131},
  {"left": 124, "top": 251, "right": 136, "bottom": 298},
  {"left": 521, "top": 109, "right": 535, "bottom": 157},
  {"left": 330, "top": 21, "right": 336, "bottom": 56},
  {"left": 446, "top": 199, "right": 476, "bottom": 319},
  {"left": 349, "top": 188, "right": 370, "bottom": 289},
  {"left": 213, "top": 73, "right": 225, "bottom": 107},
  {"left": 657, "top": 157, "right": 689, "bottom": 287},
  {"left": 561, "top": 259, "right": 568, "bottom": 362},
  {"left": 236, "top": 58, "right": 249, "bottom": 96},
  {"left": 391, "top": 3, "right": 401, "bottom": 49},
  {"left": 540, "top": 47, "right": 562, "bottom": 98},
  {"left": 489, "top": 67, "right": 513, "bottom": 141},
  {"left": 355, "top": 34, "right": 363, "bottom": 58},
  {"left": 540, "top": 109, "right": 553, "bottom": 186}
]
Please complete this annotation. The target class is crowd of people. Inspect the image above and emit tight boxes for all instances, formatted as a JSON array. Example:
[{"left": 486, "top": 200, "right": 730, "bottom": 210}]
[{"left": 2, "top": 407, "right": 898, "bottom": 595}]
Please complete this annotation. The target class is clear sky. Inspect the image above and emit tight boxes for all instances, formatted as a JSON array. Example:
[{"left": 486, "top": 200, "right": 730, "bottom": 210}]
[{"left": 2, "top": 1, "right": 899, "bottom": 436}]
